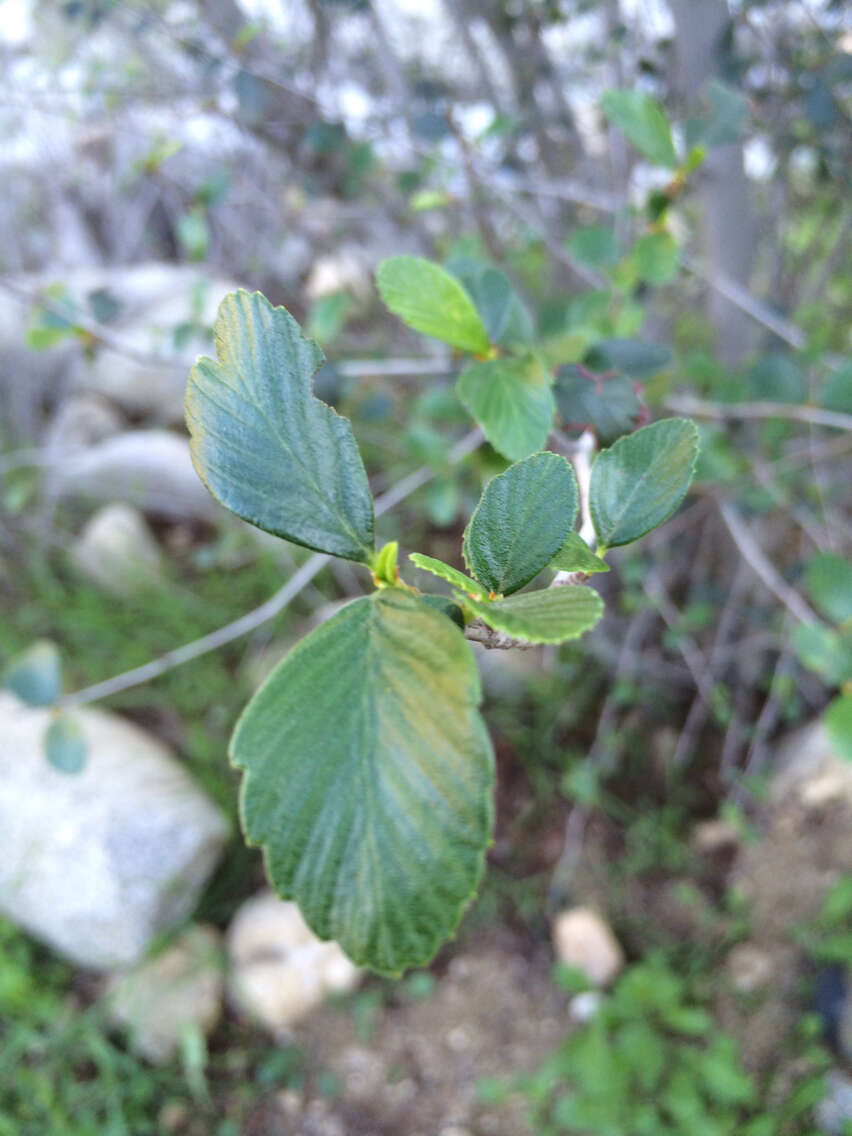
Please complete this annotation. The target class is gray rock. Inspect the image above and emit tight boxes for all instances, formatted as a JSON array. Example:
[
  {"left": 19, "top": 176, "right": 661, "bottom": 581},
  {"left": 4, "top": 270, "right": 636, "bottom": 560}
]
[
  {"left": 0, "top": 692, "right": 229, "bottom": 969},
  {"left": 227, "top": 890, "right": 361, "bottom": 1034},
  {"left": 70, "top": 503, "right": 165, "bottom": 595},
  {"left": 53, "top": 429, "right": 219, "bottom": 521},
  {"left": 46, "top": 392, "right": 125, "bottom": 451},
  {"left": 105, "top": 924, "right": 224, "bottom": 1063},
  {"left": 817, "top": 1071, "right": 852, "bottom": 1136}
]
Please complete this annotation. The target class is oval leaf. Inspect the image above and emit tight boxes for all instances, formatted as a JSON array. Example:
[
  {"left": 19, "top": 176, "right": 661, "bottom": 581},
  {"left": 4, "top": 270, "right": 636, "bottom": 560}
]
[
  {"left": 462, "top": 586, "right": 604, "bottom": 644},
  {"left": 376, "top": 256, "right": 490, "bottom": 355},
  {"left": 447, "top": 259, "right": 534, "bottom": 349},
  {"left": 409, "top": 553, "right": 486, "bottom": 599},
  {"left": 463, "top": 452, "right": 578, "bottom": 595},
  {"left": 3, "top": 640, "right": 62, "bottom": 707},
  {"left": 590, "top": 418, "right": 699, "bottom": 550},
  {"left": 825, "top": 694, "right": 852, "bottom": 762},
  {"left": 232, "top": 589, "right": 494, "bottom": 975},
  {"left": 550, "top": 532, "right": 610, "bottom": 574},
  {"left": 457, "top": 357, "right": 555, "bottom": 462},
  {"left": 602, "top": 89, "right": 679, "bottom": 169},
  {"left": 186, "top": 290, "right": 374, "bottom": 562},
  {"left": 44, "top": 714, "right": 88, "bottom": 774}
]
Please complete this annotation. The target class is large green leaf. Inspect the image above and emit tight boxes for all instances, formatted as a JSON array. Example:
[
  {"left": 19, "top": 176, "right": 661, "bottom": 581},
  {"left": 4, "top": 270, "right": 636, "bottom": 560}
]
[
  {"left": 590, "top": 418, "right": 699, "bottom": 550},
  {"left": 447, "top": 259, "right": 534, "bottom": 349},
  {"left": 409, "top": 553, "right": 486, "bottom": 599},
  {"left": 457, "top": 357, "right": 555, "bottom": 461},
  {"left": 232, "top": 589, "right": 494, "bottom": 975},
  {"left": 601, "top": 90, "right": 679, "bottom": 169},
  {"left": 186, "top": 290, "right": 374, "bottom": 562},
  {"left": 461, "top": 587, "right": 604, "bottom": 644},
  {"left": 551, "top": 532, "right": 610, "bottom": 574},
  {"left": 375, "top": 256, "right": 490, "bottom": 354},
  {"left": 463, "top": 452, "right": 578, "bottom": 595}
]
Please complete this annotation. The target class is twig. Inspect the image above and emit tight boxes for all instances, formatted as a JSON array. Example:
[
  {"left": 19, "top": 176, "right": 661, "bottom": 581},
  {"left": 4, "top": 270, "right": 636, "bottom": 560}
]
[
  {"left": 61, "top": 427, "right": 484, "bottom": 709},
  {"left": 717, "top": 501, "right": 821, "bottom": 626},
  {"left": 666, "top": 394, "right": 852, "bottom": 433}
]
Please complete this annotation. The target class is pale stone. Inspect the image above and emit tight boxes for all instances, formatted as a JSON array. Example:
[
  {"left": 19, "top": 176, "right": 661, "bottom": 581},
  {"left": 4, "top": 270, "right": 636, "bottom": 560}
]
[
  {"left": 692, "top": 818, "right": 740, "bottom": 856},
  {"left": 105, "top": 925, "right": 224, "bottom": 1063},
  {"left": 70, "top": 503, "right": 165, "bottom": 595},
  {"left": 227, "top": 890, "right": 362, "bottom": 1033},
  {"left": 0, "top": 692, "right": 229, "bottom": 969},
  {"left": 726, "top": 943, "right": 775, "bottom": 994},
  {"left": 552, "top": 906, "right": 624, "bottom": 988}
]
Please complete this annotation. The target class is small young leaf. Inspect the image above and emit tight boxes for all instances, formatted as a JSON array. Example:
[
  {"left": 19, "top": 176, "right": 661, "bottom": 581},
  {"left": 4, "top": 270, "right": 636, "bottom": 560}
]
[
  {"left": 590, "top": 418, "right": 699, "bottom": 549},
  {"left": 376, "top": 256, "right": 490, "bottom": 354},
  {"left": 586, "top": 338, "right": 672, "bottom": 378},
  {"left": 232, "top": 589, "right": 494, "bottom": 975},
  {"left": 825, "top": 694, "right": 852, "bottom": 762},
  {"left": 462, "top": 586, "right": 604, "bottom": 645},
  {"left": 555, "top": 367, "right": 641, "bottom": 446},
  {"left": 409, "top": 553, "right": 486, "bottom": 599},
  {"left": 447, "top": 259, "right": 534, "bottom": 349},
  {"left": 4, "top": 640, "right": 62, "bottom": 707},
  {"left": 186, "top": 290, "right": 374, "bottom": 562},
  {"left": 463, "top": 452, "right": 578, "bottom": 595},
  {"left": 633, "top": 231, "right": 680, "bottom": 285},
  {"left": 792, "top": 624, "right": 852, "bottom": 686},
  {"left": 550, "top": 533, "right": 610, "bottom": 574},
  {"left": 602, "top": 90, "right": 679, "bottom": 169},
  {"left": 44, "top": 714, "right": 88, "bottom": 774},
  {"left": 457, "top": 357, "right": 555, "bottom": 462}
]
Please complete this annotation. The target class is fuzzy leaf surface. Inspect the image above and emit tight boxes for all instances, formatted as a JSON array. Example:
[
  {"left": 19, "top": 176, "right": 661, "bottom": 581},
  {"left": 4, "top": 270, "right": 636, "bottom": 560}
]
[
  {"left": 462, "top": 587, "right": 604, "bottom": 644},
  {"left": 376, "top": 257, "right": 490, "bottom": 354},
  {"left": 186, "top": 290, "right": 374, "bottom": 562},
  {"left": 409, "top": 553, "right": 486, "bottom": 599},
  {"left": 550, "top": 533, "right": 610, "bottom": 574},
  {"left": 232, "top": 589, "right": 494, "bottom": 975},
  {"left": 590, "top": 418, "right": 699, "bottom": 549},
  {"left": 464, "top": 452, "right": 578, "bottom": 595},
  {"left": 457, "top": 357, "right": 554, "bottom": 461}
]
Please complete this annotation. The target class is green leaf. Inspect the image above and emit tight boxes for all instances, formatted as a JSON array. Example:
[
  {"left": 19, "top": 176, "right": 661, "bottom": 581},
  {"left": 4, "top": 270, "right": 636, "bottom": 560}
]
[
  {"left": 44, "top": 714, "right": 88, "bottom": 775},
  {"left": 792, "top": 623, "right": 852, "bottom": 686},
  {"left": 825, "top": 694, "right": 852, "bottom": 761},
  {"left": 375, "top": 256, "right": 490, "bottom": 354},
  {"left": 457, "top": 357, "right": 555, "bottom": 461},
  {"left": 461, "top": 586, "right": 604, "bottom": 644},
  {"left": 567, "top": 226, "right": 619, "bottom": 269},
  {"left": 633, "top": 232, "right": 680, "bottom": 285},
  {"left": 586, "top": 338, "right": 672, "bottom": 379},
  {"left": 186, "top": 290, "right": 374, "bottom": 562},
  {"left": 409, "top": 553, "right": 486, "bottom": 599},
  {"left": 602, "top": 90, "right": 679, "bottom": 169},
  {"left": 590, "top": 418, "right": 699, "bottom": 549},
  {"left": 232, "top": 589, "right": 494, "bottom": 975},
  {"left": 551, "top": 532, "right": 610, "bottom": 574},
  {"left": 804, "top": 552, "right": 852, "bottom": 625},
  {"left": 463, "top": 452, "right": 578, "bottom": 595},
  {"left": 3, "top": 640, "right": 62, "bottom": 707},
  {"left": 555, "top": 367, "right": 641, "bottom": 446},
  {"left": 447, "top": 259, "right": 534, "bottom": 349}
]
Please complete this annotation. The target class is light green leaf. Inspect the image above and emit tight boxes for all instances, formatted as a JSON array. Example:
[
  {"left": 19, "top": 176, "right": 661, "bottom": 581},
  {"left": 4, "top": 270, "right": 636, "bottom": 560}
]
[
  {"left": 805, "top": 552, "right": 852, "bottom": 626},
  {"left": 3, "top": 640, "right": 62, "bottom": 707},
  {"left": 633, "top": 231, "right": 680, "bottom": 285},
  {"left": 376, "top": 256, "right": 490, "bottom": 354},
  {"left": 232, "top": 589, "right": 494, "bottom": 975},
  {"left": 447, "top": 259, "right": 534, "bottom": 349},
  {"left": 792, "top": 623, "right": 852, "bottom": 686},
  {"left": 186, "top": 290, "right": 374, "bottom": 562},
  {"left": 457, "top": 357, "right": 555, "bottom": 461},
  {"left": 551, "top": 532, "right": 610, "bottom": 574},
  {"left": 590, "top": 418, "right": 699, "bottom": 549},
  {"left": 463, "top": 452, "right": 578, "bottom": 595},
  {"left": 44, "top": 714, "right": 88, "bottom": 774},
  {"left": 825, "top": 694, "right": 852, "bottom": 762},
  {"left": 409, "top": 553, "right": 486, "bottom": 599},
  {"left": 461, "top": 586, "right": 604, "bottom": 644},
  {"left": 602, "top": 90, "right": 679, "bottom": 169},
  {"left": 567, "top": 226, "right": 619, "bottom": 269}
]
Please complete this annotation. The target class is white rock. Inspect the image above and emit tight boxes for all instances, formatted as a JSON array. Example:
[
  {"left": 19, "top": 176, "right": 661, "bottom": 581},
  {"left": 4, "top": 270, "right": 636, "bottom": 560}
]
[
  {"left": 105, "top": 924, "right": 224, "bottom": 1063},
  {"left": 227, "top": 890, "right": 361, "bottom": 1033},
  {"left": 569, "top": 990, "right": 604, "bottom": 1023},
  {"left": 726, "top": 943, "right": 775, "bottom": 994},
  {"left": 552, "top": 907, "right": 625, "bottom": 988},
  {"left": 71, "top": 503, "right": 165, "bottom": 595},
  {"left": 0, "top": 692, "right": 229, "bottom": 969},
  {"left": 53, "top": 429, "right": 219, "bottom": 521},
  {"left": 305, "top": 248, "right": 371, "bottom": 302}
]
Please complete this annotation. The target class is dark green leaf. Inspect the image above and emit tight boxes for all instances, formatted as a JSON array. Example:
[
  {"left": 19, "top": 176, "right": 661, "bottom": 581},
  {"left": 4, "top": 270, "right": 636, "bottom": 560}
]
[
  {"left": 462, "top": 586, "right": 604, "bottom": 644},
  {"left": 746, "top": 353, "right": 806, "bottom": 403},
  {"left": 376, "top": 257, "right": 490, "bottom": 354},
  {"left": 457, "top": 357, "right": 555, "bottom": 461},
  {"left": 409, "top": 553, "right": 486, "bottom": 599},
  {"left": 447, "top": 259, "right": 534, "bottom": 349},
  {"left": 44, "top": 714, "right": 88, "bottom": 774},
  {"left": 463, "top": 452, "right": 578, "bottom": 595},
  {"left": 555, "top": 367, "right": 641, "bottom": 445},
  {"left": 3, "top": 640, "right": 62, "bottom": 707},
  {"left": 602, "top": 90, "right": 679, "bottom": 169},
  {"left": 586, "top": 338, "right": 672, "bottom": 378},
  {"left": 567, "top": 226, "right": 619, "bottom": 268},
  {"left": 186, "top": 290, "right": 374, "bottom": 562},
  {"left": 590, "top": 418, "right": 699, "bottom": 549},
  {"left": 233, "top": 589, "right": 494, "bottom": 975},
  {"left": 550, "top": 532, "right": 610, "bottom": 574},
  {"left": 819, "top": 364, "right": 852, "bottom": 415}
]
